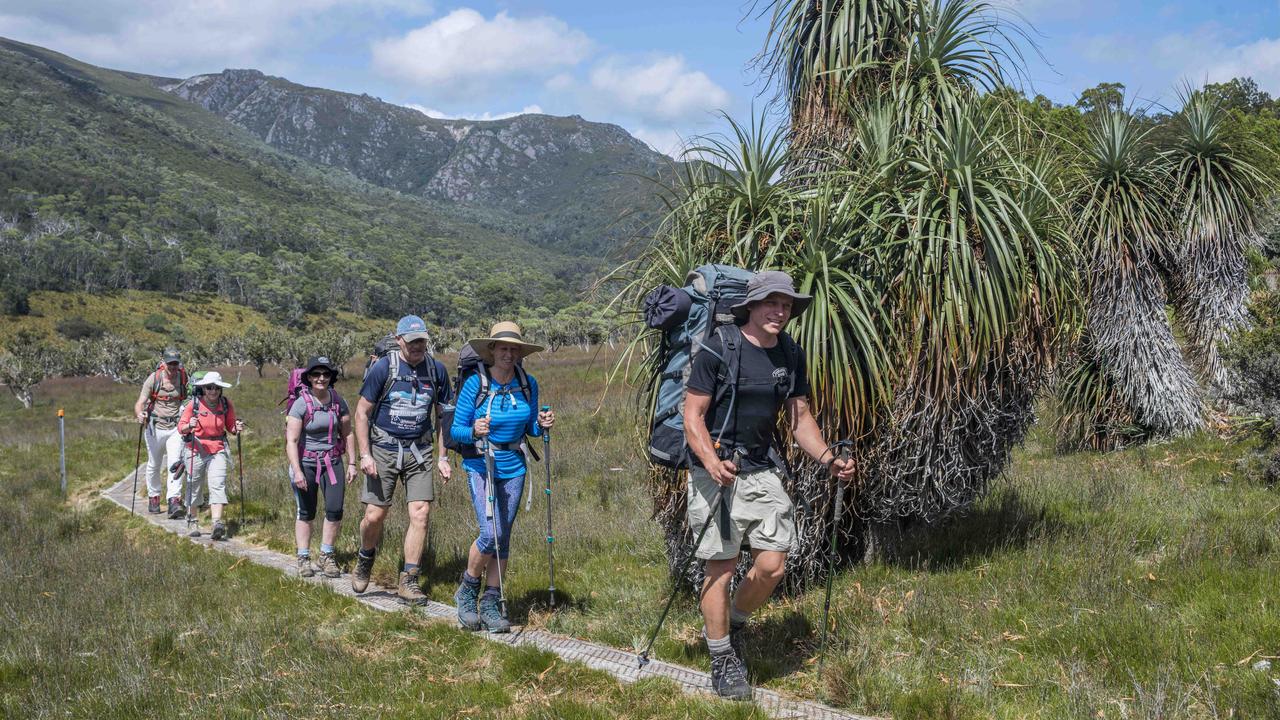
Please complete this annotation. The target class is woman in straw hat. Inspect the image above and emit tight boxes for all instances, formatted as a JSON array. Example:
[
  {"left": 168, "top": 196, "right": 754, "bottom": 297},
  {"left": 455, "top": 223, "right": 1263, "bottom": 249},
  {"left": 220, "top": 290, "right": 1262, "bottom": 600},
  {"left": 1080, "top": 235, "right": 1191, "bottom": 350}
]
[
  {"left": 449, "top": 321, "right": 555, "bottom": 633},
  {"left": 177, "top": 371, "right": 245, "bottom": 541}
]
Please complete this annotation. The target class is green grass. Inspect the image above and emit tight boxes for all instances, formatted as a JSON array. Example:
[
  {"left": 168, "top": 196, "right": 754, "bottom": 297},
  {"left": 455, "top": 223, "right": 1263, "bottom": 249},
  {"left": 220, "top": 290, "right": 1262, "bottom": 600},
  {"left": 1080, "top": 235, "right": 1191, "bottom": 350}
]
[
  {"left": 4, "top": 347, "right": 1280, "bottom": 718},
  {"left": 0, "top": 359, "right": 761, "bottom": 719}
]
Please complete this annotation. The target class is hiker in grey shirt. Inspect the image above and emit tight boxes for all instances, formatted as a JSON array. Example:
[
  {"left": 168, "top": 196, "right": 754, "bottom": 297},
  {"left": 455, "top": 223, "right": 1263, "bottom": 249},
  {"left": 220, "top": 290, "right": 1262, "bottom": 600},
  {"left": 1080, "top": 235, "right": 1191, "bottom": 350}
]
[{"left": 285, "top": 356, "right": 355, "bottom": 578}]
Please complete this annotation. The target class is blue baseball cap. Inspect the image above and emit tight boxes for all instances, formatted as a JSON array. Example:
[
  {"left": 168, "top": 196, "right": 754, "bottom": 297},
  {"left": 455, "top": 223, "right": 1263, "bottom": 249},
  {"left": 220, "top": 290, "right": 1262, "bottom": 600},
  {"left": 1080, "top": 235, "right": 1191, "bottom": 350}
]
[{"left": 395, "top": 315, "right": 430, "bottom": 342}]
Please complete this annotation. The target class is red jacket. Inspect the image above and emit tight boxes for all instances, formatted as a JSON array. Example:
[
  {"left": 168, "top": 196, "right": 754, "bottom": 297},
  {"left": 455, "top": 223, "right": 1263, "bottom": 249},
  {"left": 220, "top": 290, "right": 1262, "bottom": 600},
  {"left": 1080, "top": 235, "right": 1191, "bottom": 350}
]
[{"left": 179, "top": 396, "right": 238, "bottom": 454}]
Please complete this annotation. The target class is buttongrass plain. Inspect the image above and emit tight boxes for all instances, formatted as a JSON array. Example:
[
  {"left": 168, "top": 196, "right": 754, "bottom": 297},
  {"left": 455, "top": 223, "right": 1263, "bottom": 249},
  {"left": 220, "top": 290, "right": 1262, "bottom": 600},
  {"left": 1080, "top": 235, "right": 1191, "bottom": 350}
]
[{"left": 1, "top": 346, "right": 1278, "bottom": 718}]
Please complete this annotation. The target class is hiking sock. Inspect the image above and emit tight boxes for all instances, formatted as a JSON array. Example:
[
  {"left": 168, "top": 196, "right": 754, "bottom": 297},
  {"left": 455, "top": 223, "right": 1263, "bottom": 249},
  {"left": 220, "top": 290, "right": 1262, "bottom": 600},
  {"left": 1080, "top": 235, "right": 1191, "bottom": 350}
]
[
  {"left": 297, "top": 549, "right": 311, "bottom": 558},
  {"left": 729, "top": 605, "right": 751, "bottom": 627},
  {"left": 320, "top": 543, "right": 334, "bottom": 554},
  {"left": 404, "top": 562, "right": 419, "bottom": 575},
  {"left": 358, "top": 548, "right": 376, "bottom": 561},
  {"left": 461, "top": 572, "right": 481, "bottom": 587},
  {"left": 705, "top": 631, "right": 733, "bottom": 656}
]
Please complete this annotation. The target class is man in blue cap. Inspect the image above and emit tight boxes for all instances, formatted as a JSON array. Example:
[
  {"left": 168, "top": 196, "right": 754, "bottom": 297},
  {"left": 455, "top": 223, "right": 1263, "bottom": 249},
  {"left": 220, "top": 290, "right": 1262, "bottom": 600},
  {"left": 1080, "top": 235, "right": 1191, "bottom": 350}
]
[{"left": 351, "top": 315, "right": 453, "bottom": 603}]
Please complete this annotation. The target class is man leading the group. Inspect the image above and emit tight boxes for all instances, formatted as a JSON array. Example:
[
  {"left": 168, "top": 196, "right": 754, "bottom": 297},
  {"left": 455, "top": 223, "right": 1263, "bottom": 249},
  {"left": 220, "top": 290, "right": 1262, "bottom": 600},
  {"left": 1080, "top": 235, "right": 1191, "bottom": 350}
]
[
  {"left": 133, "top": 349, "right": 187, "bottom": 515},
  {"left": 683, "top": 270, "right": 856, "bottom": 701},
  {"left": 352, "top": 315, "right": 452, "bottom": 603}
]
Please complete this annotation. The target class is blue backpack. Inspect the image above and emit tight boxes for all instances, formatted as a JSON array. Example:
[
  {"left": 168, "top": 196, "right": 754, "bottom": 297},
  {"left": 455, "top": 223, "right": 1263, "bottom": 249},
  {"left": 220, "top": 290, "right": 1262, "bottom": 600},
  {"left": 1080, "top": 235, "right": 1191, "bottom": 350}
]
[{"left": 643, "top": 264, "right": 756, "bottom": 468}]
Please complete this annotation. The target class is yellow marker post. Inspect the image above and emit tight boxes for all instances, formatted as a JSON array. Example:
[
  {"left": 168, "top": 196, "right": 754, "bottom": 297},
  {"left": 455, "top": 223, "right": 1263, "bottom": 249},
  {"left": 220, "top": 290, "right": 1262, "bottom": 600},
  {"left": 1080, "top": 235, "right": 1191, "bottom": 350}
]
[{"left": 57, "top": 408, "right": 66, "bottom": 494}]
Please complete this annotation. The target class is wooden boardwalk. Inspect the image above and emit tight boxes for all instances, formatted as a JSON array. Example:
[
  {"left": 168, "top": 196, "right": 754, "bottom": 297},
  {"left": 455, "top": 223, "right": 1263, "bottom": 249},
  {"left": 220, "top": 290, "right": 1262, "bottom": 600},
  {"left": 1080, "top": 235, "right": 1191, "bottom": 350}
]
[{"left": 103, "top": 472, "right": 878, "bottom": 720}]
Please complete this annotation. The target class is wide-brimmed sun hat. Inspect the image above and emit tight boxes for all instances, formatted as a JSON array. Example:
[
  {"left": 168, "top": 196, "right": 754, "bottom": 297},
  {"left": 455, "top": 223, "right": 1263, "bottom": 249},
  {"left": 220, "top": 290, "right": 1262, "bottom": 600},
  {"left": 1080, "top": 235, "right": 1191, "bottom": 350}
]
[
  {"left": 730, "top": 270, "right": 812, "bottom": 320},
  {"left": 193, "top": 371, "right": 232, "bottom": 388},
  {"left": 468, "top": 321, "right": 545, "bottom": 365},
  {"left": 303, "top": 356, "right": 339, "bottom": 378}
]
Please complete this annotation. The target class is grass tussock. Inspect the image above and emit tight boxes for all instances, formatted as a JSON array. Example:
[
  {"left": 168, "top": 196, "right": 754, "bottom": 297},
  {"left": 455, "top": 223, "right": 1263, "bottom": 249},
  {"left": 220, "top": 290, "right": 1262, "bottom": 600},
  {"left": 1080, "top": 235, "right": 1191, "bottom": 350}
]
[{"left": 2, "top": 345, "right": 1279, "bottom": 718}]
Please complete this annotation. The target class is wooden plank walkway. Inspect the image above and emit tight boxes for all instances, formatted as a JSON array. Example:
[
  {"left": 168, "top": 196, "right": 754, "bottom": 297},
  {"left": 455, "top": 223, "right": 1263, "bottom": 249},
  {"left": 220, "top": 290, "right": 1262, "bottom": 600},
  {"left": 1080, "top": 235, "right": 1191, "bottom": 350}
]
[{"left": 102, "top": 471, "right": 878, "bottom": 720}]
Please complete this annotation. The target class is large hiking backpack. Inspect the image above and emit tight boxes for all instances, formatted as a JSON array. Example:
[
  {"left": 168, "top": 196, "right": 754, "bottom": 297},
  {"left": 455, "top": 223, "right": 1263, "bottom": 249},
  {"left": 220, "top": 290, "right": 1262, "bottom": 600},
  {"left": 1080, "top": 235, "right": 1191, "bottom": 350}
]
[
  {"left": 441, "top": 344, "right": 536, "bottom": 460},
  {"left": 643, "top": 264, "right": 755, "bottom": 468}
]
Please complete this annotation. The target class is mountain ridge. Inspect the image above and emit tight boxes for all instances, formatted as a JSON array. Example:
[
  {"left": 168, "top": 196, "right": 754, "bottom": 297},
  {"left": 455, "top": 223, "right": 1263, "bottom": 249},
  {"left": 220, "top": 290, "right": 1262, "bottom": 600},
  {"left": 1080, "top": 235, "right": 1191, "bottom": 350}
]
[{"left": 148, "top": 67, "right": 672, "bottom": 256}]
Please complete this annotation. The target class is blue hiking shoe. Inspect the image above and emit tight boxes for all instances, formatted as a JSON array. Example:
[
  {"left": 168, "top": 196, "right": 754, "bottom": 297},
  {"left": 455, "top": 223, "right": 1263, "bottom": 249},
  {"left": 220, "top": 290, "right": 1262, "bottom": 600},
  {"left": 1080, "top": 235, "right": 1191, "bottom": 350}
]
[
  {"left": 454, "top": 580, "right": 481, "bottom": 631},
  {"left": 478, "top": 589, "right": 510, "bottom": 634}
]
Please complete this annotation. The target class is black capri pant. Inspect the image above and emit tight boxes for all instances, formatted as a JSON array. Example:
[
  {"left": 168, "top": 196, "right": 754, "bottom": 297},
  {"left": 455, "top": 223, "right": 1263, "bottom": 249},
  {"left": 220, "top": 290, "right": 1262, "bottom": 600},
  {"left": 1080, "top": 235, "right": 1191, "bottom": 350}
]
[{"left": 291, "top": 461, "right": 346, "bottom": 522}]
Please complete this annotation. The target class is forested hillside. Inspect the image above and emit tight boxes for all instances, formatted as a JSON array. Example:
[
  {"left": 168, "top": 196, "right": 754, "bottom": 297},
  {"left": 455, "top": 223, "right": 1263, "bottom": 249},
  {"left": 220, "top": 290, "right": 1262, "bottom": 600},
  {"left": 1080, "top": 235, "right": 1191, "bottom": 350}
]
[{"left": 0, "top": 38, "right": 597, "bottom": 327}]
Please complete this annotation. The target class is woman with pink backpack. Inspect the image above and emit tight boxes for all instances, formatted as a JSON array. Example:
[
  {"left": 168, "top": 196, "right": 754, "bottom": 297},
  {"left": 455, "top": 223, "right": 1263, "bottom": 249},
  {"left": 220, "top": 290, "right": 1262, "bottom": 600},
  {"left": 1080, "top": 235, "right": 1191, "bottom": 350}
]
[{"left": 284, "top": 356, "right": 356, "bottom": 578}]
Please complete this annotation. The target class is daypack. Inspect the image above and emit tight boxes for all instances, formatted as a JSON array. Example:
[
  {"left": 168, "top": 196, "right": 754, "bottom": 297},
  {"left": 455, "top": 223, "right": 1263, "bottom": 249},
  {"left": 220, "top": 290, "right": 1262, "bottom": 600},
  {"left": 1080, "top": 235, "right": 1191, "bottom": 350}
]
[
  {"left": 293, "top": 388, "right": 348, "bottom": 485},
  {"left": 364, "top": 333, "right": 398, "bottom": 377},
  {"left": 643, "top": 264, "right": 757, "bottom": 468},
  {"left": 442, "top": 344, "right": 537, "bottom": 461}
]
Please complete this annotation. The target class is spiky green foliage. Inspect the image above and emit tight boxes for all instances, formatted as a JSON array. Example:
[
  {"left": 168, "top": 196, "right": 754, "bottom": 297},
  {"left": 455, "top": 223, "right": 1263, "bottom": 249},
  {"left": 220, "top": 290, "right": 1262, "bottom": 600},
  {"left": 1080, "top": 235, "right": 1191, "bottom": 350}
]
[
  {"left": 1167, "top": 88, "right": 1270, "bottom": 391},
  {"left": 623, "top": 0, "right": 1079, "bottom": 589}
]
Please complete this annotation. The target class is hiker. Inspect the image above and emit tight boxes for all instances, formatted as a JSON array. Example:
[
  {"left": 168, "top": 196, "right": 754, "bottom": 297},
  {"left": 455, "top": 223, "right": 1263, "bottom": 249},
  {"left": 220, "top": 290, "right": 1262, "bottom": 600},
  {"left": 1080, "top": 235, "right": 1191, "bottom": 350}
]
[
  {"left": 177, "top": 371, "right": 245, "bottom": 541},
  {"left": 285, "top": 356, "right": 355, "bottom": 578},
  {"left": 352, "top": 315, "right": 452, "bottom": 603},
  {"left": 133, "top": 349, "right": 188, "bottom": 515},
  {"left": 448, "top": 321, "right": 555, "bottom": 633},
  {"left": 683, "top": 270, "right": 855, "bottom": 701}
]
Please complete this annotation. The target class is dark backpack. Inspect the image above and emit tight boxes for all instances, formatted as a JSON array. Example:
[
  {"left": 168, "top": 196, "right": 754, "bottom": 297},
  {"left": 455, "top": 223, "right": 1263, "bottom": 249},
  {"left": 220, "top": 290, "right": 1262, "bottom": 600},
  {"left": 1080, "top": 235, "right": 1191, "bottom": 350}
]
[
  {"left": 643, "top": 264, "right": 755, "bottom": 468},
  {"left": 442, "top": 344, "right": 537, "bottom": 460}
]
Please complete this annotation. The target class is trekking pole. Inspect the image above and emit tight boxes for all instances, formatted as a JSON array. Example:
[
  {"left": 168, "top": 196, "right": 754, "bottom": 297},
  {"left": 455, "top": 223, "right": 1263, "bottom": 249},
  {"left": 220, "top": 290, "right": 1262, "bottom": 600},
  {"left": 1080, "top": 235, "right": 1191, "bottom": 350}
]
[
  {"left": 637, "top": 483, "right": 729, "bottom": 669},
  {"left": 186, "top": 434, "right": 201, "bottom": 538},
  {"left": 541, "top": 405, "right": 556, "bottom": 608},
  {"left": 483, "top": 436, "right": 508, "bottom": 619},
  {"left": 236, "top": 433, "right": 245, "bottom": 531},
  {"left": 130, "top": 418, "right": 146, "bottom": 514},
  {"left": 818, "top": 440, "right": 854, "bottom": 675}
]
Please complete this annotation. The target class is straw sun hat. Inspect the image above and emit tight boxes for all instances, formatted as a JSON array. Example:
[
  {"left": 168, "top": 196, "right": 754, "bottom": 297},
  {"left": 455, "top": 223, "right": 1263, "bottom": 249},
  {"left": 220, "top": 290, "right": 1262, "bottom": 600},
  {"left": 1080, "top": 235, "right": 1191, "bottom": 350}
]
[{"left": 468, "top": 321, "right": 545, "bottom": 365}]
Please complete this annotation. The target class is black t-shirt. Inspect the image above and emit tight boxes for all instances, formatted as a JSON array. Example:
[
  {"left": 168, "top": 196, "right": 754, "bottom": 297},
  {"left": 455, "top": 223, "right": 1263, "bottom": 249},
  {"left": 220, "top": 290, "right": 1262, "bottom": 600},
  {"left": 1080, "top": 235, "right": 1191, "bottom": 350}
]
[{"left": 686, "top": 330, "right": 809, "bottom": 471}]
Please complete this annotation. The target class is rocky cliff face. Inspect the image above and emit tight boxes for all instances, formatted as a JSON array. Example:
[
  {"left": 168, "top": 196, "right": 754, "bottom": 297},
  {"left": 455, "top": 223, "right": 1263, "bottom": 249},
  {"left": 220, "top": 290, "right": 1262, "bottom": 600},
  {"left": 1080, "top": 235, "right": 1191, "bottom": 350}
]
[{"left": 159, "top": 70, "right": 669, "bottom": 255}]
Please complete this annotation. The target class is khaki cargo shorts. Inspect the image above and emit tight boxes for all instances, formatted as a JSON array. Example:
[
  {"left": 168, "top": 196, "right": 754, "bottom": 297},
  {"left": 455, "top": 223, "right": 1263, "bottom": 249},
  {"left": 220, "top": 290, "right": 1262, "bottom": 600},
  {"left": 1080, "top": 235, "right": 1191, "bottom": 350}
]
[
  {"left": 361, "top": 443, "right": 435, "bottom": 506},
  {"left": 687, "top": 465, "right": 794, "bottom": 560}
]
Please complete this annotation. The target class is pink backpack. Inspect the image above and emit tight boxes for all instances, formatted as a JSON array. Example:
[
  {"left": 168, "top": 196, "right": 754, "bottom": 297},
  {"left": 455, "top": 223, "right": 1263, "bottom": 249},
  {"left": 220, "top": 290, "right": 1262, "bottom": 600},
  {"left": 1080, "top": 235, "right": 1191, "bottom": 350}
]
[{"left": 282, "top": 370, "right": 347, "bottom": 485}]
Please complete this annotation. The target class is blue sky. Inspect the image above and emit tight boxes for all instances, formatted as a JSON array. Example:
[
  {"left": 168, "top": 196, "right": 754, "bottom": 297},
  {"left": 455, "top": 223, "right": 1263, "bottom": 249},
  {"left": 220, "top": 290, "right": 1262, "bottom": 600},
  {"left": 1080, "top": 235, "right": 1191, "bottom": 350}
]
[{"left": 2, "top": 1, "right": 1278, "bottom": 155}]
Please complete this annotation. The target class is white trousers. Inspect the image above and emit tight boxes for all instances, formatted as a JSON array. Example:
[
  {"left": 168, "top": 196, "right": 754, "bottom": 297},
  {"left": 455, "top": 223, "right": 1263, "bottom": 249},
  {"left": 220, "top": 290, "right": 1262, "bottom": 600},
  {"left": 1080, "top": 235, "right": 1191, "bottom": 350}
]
[{"left": 143, "top": 424, "right": 185, "bottom": 499}]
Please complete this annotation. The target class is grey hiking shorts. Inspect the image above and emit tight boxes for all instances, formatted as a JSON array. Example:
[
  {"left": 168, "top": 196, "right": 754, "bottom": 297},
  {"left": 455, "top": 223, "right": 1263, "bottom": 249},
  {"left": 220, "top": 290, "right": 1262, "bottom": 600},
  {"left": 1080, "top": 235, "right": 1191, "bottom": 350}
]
[
  {"left": 361, "top": 443, "right": 435, "bottom": 506},
  {"left": 688, "top": 465, "right": 794, "bottom": 560}
]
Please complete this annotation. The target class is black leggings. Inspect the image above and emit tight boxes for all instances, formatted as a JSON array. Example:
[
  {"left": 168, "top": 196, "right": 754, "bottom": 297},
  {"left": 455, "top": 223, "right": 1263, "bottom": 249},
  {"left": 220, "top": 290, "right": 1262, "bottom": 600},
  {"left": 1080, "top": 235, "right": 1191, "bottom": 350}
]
[{"left": 291, "top": 461, "right": 346, "bottom": 522}]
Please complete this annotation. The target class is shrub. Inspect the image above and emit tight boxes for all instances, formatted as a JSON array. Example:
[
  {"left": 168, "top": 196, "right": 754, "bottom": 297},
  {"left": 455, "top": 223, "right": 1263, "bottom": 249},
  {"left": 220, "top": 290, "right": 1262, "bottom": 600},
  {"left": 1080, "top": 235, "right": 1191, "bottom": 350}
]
[
  {"left": 55, "top": 315, "right": 106, "bottom": 341},
  {"left": 142, "top": 313, "right": 168, "bottom": 334}
]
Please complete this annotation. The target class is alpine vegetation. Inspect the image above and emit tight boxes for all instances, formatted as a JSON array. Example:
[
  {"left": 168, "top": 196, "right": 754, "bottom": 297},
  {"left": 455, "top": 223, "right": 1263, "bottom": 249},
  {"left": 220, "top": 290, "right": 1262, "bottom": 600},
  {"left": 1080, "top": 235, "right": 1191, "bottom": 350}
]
[
  {"left": 1056, "top": 90, "right": 1270, "bottom": 450},
  {"left": 621, "top": 0, "right": 1079, "bottom": 590}
]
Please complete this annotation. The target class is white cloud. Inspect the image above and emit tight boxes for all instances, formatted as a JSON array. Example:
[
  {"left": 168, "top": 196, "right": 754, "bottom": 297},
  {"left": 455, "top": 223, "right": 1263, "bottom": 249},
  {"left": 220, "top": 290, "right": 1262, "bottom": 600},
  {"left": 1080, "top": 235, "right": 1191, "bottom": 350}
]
[
  {"left": 1199, "top": 36, "right": 1280, "bottom": 93},
  {"left": 404, "top": 103, "right": 544, "bottom": 121},
  {"left": 371, "top": 9, "right": 592, "bottom": 99},
  {"left": 0, "top": 0, "right": 433, "bottom": 76},
  {"left": 631, "top": 127, "right": 691, "bottom": 159},
  {"left": 587, "top": 55, "right": 731, "bottom": 124}
]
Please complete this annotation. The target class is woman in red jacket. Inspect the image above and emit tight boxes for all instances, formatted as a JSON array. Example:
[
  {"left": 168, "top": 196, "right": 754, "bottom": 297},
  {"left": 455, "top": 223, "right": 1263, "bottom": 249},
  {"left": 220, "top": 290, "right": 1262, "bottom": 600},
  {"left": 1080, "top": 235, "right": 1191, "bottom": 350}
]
[{"left": 178, "top": 371, "right": 246, "bottom": 540}]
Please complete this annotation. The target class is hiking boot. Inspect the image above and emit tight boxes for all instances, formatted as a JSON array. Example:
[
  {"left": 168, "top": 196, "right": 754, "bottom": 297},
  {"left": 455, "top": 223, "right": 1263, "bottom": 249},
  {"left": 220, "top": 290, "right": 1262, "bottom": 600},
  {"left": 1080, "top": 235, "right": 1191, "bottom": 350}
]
[
  {"left": 211, "top": 520, "right": 226, "bottom": 541},
  {"left": 397, "top": 571, "right": 427, "bottom": 605},
  {"left": 710, "top": 651, "right": 752, "bottom": 701},
  {"left": 316, "top": 552, "right": 341, "bottom": 578},
  {"left": 478, "top": 590, "right": 510, "bottom": 634},
  {"left": 147, "top": 496, "right": 162, "bottom": 514},
  {"left": 351, "top": 552, "right": 375, "bottom": 593},
  {"left": 454, "top": 580, "right": 481, "bottom": 631},
  {"left": 167, "top": 497, "right": 185, "bottom": 519},
  {"left": 730, "top": 619, "right": 747, "bottom": 663},
  {"left": 297, "top": 555, "right": 315, "bottom": 578}
]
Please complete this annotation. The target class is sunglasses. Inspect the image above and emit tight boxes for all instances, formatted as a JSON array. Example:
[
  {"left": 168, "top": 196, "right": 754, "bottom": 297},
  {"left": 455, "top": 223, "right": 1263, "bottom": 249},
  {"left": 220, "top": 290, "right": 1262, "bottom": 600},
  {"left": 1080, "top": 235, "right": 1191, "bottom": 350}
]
[{"left": 309, "top": 370, "right": 333, "bottom": 379}]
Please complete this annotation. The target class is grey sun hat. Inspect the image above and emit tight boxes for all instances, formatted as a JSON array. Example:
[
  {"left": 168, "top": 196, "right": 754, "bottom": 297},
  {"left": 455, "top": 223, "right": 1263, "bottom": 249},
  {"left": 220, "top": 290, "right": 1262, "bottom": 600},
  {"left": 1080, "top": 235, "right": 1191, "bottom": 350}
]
[
  {"left": 730, "top": 270, "right": 812, "bottom": 320},
  {"left": 161, "top": 348, "right": 181, "bottom": 364}
]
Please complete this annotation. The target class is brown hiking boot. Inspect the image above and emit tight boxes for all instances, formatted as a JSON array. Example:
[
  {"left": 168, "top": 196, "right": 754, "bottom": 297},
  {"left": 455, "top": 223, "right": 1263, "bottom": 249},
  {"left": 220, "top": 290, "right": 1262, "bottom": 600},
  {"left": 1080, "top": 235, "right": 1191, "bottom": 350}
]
[
  {"left": 397, "top": 571, "right": 426, "bottom": 605},
  {"left": 351, "top": 552, "right": 374, "bottom": 593},
  {"left": 316, "top": 552, "right": 341, "bottom": 578},
  {"left": 297, "top": 555, "right": 315, "bottom": 578}
]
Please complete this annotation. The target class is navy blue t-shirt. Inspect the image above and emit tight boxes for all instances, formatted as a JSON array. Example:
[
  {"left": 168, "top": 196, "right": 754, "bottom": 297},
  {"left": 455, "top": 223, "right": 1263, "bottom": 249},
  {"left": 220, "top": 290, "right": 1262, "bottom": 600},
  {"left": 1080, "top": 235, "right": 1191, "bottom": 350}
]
[{"left": 359, "top": 354, "right": 452, "bottom": 447}]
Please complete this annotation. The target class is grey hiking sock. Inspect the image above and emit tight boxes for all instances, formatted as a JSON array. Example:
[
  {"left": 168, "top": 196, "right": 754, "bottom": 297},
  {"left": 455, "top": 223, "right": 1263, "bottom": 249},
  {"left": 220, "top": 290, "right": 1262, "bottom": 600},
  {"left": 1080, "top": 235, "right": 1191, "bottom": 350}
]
[
  {"left": 729, "top": 605, "right": 750, "bottom": 626},
  {"left": 705, "top": 632, "right": 733, "bottom": 656}
]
